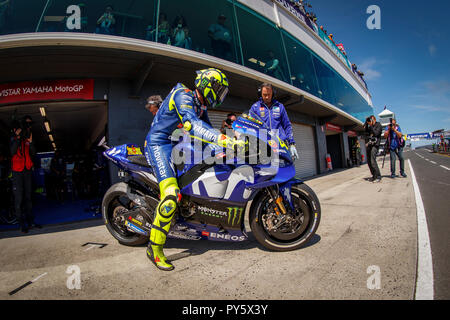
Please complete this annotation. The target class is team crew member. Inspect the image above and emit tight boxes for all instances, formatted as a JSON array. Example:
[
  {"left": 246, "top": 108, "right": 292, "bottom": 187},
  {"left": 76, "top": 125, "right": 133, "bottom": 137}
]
[
  {"left": 249, "top": 83, "right": 299, "bottom": 160},
  {"left": 145, "top": 95, "right": 163, "bottom": 116},
  {"left": 144, "top": 68, "right": 243, "bottom": 271}
]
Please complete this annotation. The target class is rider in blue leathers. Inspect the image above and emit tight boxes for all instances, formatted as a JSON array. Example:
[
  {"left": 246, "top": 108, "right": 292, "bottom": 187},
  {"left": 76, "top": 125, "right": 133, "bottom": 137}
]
[{"left": 144, "top": 68, "right": 244, "bottom": 271}]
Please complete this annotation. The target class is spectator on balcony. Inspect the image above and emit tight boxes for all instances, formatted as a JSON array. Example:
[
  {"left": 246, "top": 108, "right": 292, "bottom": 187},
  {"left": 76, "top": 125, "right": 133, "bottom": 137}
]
[
  {"left": 351, "top": 63, "right": 357, "bottom": 73},
  {"left": 95, "top": 5, "right": 115, "bottom": 35},
  {"left": 208, "top": 14, "right": 232, "bottom": 60},
  {"left": 264, "top": 50, "right": 286, "bottom": 82},
  {"left": 146, "top": 12, "right": 170, "bottom": 43},
  {"left": 328, "top": 33, "right": 335, "bottom": 44},
  {"left": 171, "top": 15, "right": 192, "bottom": 49}
]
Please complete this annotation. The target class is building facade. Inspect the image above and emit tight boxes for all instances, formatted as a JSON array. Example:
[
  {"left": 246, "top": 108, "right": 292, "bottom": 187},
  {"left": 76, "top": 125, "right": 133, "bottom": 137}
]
[{"left": 0, "top": 0, "right": 373, "bottom": 182}]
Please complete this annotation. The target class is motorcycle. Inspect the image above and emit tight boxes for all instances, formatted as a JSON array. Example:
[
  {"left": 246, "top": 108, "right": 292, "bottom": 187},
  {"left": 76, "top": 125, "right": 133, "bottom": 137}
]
[{"left": 101, "top": 112, "right": 321, "bottom": 251}]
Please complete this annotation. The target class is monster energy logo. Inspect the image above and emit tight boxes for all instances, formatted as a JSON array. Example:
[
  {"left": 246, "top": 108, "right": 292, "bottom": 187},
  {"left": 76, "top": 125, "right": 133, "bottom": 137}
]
[{"left": 227, "top": 207, "right": 243, "bottom": 226}]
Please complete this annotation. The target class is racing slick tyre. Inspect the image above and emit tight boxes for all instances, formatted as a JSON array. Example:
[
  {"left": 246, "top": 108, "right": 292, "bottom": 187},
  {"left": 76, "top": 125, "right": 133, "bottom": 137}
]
[
  {"left": 250, "top": 183, "right": 321, "bottom": 252},
  {"left": 102, "top": 182, "right": 150, "bottom": 246}
]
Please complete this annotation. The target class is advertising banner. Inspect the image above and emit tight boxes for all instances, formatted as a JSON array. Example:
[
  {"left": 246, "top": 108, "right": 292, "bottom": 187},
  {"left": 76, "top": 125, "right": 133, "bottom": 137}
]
[
  {"left": 407, "top": 133, "right": 431, "bottom": 140},
  {"left": 274, "top": 0, "right": 307, "bottom": 25},
  {"left": 0, "top": 79, "right": 94, "bottom": 104},
  {"left": 326, "top": 123, "right": 342, "bottom": 133}
]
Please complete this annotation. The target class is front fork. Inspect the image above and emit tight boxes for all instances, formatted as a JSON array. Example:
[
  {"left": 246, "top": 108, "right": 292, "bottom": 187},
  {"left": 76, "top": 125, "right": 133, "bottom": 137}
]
[
  {"left": 266, "top": 179, "right": 303, "bottom": 215},
  {"left": 267, "top": 186, "right": 288, "bottom": 215}
]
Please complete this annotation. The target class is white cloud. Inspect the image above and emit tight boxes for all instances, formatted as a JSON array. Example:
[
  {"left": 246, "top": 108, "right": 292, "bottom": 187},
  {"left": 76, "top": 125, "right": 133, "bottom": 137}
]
[
  {"left": 412, "top": 105, "right": 450, "bottom": 113},
  {"left": 358, "top": 57, "right": 381, "bottom": 80}
]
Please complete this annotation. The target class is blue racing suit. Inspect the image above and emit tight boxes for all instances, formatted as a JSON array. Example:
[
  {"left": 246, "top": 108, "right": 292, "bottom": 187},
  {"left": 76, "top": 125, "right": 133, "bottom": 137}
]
[
  {"left": 249, "top": 98, "right": 295, "bottom": 145},
  {"left": 143, "top": 83, "right": 223, "bottom": 270},
  {"left": 144, "top": 83, "right": 219, "bottom": 182}
]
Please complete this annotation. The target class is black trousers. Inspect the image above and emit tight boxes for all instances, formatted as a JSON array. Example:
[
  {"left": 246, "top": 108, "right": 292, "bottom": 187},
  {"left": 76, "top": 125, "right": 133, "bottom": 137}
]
[
  {"left": 367, "top": 145, "right": 381, "bottom": 179},
  {"left": 12, "top": 170, "right": 34, "bottom": 226}
]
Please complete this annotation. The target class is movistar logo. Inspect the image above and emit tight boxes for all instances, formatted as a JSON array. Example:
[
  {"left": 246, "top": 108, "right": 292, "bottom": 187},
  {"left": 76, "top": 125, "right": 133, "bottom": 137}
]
[{"left": 227, "top": 207, "right": 243, "bottom": 226}]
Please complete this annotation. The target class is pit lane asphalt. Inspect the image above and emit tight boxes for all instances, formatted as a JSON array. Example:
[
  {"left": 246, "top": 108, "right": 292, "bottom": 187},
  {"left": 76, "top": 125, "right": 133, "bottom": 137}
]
[
  {"left": 404, "top": 147, "right": 450, "bottom": 299},
  {"left": 0, "top": 159, "right": 418, "bottom": 299}
]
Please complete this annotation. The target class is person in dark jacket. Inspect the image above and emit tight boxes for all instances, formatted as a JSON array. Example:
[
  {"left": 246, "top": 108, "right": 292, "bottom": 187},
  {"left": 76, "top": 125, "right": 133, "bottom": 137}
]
[
  {"left": 10, "top": 116, "right": 41, "bottom": 233},
  {"left": 364, "top": 115, "right": 382, "bottom": 182}
]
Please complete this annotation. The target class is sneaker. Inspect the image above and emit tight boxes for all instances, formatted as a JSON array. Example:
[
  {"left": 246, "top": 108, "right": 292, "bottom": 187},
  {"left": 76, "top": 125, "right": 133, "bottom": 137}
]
[
  {"left": 20, "top": 226, "right": 29, "bottom": 234},
  {"left": 373, "top": 177, "right": 382, "bottom": 183},
  {"left": 400, "top": 172, "right": 407, "bottom": 178},
  {"left": 391, "top": 173, "right": 396, "bottom": 178},
  {"left": 30, "top": 223, "right": 42, "bottom": 229}
]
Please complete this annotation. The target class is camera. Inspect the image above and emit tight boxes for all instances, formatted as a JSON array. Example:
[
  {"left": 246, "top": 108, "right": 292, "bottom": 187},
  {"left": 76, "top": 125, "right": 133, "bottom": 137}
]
[
  {"left": 11, "top": 116, "right": 33, "bottom": 140},
  {"left": 225, "top": 118, "right": 233, "bottom": 126}
]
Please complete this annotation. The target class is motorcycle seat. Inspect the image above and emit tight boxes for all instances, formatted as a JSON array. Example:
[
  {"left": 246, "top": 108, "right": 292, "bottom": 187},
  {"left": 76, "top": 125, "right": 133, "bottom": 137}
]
[{"left": 127, "top": 154, "right": 151, "bottom": 168}]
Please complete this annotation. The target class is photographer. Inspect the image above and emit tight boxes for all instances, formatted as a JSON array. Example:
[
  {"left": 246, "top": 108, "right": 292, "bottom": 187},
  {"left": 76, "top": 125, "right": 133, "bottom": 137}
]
[
  {"left": 364, "top": 115, "right": 382, "bottom": 182},
  {"left": 10, "top": 115, "right": 41, "bottom": 233},
  {"left": 384, "top": 118, "right": 407, "bottom": 178},
  {"left": 220, "top": 113, "right": 237, "bottom": 134},
  {"left": 95, "top": 5, "right": 115, "bottom": 35}
]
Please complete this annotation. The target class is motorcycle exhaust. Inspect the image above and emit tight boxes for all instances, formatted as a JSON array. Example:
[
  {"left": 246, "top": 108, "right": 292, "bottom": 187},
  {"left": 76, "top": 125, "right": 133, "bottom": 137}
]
[{"left": 124, "top": 220, "right": 149, "bottom": 236}]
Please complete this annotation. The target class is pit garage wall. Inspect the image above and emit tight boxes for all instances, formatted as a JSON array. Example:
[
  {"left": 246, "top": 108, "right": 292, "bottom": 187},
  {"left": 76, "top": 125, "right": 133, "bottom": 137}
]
[{"left": 104, "top": 79, "right": 329, "bottom": 183}]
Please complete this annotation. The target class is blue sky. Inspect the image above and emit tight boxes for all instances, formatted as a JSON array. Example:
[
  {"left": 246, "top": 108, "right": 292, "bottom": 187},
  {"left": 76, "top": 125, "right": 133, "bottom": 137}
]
[{"left": 309, "top": 0, "right": 450, "bottom": 135}]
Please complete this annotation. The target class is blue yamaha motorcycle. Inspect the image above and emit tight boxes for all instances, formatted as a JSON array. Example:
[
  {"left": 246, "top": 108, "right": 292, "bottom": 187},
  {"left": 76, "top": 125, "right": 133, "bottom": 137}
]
[{"left": 102, "top": 113, "right": 321, "bottom": 251}]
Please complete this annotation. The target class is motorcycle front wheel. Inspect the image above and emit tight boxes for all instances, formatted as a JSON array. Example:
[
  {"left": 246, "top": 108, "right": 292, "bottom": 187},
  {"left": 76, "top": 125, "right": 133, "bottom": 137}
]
[{"left": 250, "top": 183, "right": 321, "bottom": 251}]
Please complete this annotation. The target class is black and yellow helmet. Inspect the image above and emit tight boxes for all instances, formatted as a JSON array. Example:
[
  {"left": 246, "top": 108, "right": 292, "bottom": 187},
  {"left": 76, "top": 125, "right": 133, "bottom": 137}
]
[{"left": 194, "top": 68, "right": 229, "bottom": 108}]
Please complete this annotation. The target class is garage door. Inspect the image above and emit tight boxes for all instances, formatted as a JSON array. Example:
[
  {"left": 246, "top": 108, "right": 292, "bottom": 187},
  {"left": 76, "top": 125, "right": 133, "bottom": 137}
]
[
  {"left": 207, "top": 110, "right": 232, "bottom": 130},
  {"left": 292, "top": 123, "right": 317, "bottom": 178}
]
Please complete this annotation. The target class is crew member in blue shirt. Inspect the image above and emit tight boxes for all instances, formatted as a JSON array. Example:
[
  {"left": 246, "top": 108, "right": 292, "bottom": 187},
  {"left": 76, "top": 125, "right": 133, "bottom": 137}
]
[
  {"left": 383, "top": 118, "right": 406, "bottom": 178},
  {"left": 249, "top": 83, "right": 299, "bottom": 160}
]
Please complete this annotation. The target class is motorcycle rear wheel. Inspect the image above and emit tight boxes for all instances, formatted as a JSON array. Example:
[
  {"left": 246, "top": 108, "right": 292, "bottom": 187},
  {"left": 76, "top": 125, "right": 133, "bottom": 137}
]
[
  {"left": 250, "top": 183, "right": 321, "bottom": 251},
  {"left": 102, "top": 182, "right": 151, "bottom": 246}
]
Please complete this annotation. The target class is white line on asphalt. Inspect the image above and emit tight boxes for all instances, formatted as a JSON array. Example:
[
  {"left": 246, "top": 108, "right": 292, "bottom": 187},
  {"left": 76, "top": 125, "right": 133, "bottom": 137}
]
[
  {"left": 440, "top": 165, "right": 450, "bottom": 171},
  {"left": 31, "top": 272, "right": 48, "bottom": 283},
  {"left": 430, "top": 161, "right": 436, "bottom": 164},
  {"left": 409, "top": 160, "right": 434, "bottom": 300}
]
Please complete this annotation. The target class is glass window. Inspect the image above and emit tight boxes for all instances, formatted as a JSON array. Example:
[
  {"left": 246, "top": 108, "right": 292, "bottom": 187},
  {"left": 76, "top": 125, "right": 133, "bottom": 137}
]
[
  {"left": 312, "top": 55, "right": 339, "bottom": 105},
  {"left": 281, "top": 30, "right": 319, "bottom": 95},
  {"left": 36, "top": 0, "right": 156, "bottom": 38},
  {"left": 159, "top": 0, "right": 238, "bottom": 63},
  {"left": 235, "top": 3, "right": 289, "bottom": 83},
  {"left": 1, "top": 0, "right": 47, "bottom": 34}
]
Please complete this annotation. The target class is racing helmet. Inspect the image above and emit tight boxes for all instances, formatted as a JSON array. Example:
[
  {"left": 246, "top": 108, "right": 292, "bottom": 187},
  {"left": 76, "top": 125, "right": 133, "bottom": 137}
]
[{"left": 194, "top": 68, "right": 229, "bottom": 108}]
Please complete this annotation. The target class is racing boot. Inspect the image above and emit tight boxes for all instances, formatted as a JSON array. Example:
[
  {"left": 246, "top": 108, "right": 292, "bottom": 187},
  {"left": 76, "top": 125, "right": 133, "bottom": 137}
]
[{"left": 147, "top": 178, "right": 180, "bottom": 271}]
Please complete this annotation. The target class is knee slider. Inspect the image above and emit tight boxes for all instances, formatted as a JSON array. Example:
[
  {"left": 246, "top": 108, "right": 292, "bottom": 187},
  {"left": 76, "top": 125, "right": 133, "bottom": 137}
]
[{"left": 158, "top": 195, "right": 178, "bottom": 219}]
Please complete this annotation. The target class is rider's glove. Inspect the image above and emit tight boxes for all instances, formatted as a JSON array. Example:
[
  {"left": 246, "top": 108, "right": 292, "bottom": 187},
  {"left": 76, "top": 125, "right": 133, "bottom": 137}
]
[
  {"left": 218, "top": 134, "right": 248, "bottom": 153},
  {"left": 289, "top": 144, "right": 299, "bottom": 160}
]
